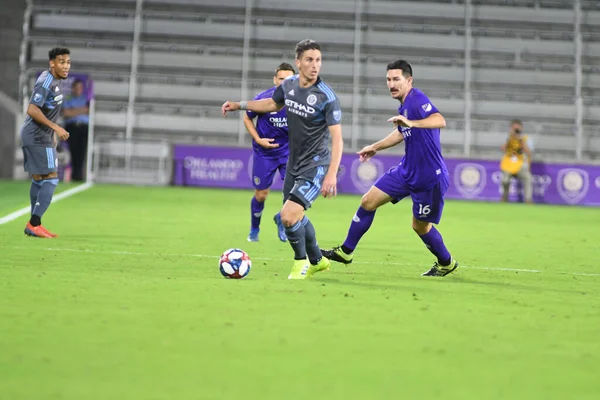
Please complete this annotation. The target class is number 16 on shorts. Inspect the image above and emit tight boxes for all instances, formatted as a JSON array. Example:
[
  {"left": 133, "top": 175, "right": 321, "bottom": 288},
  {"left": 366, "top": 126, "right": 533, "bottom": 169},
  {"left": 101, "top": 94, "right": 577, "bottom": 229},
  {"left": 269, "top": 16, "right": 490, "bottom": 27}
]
[{"left": 418, "top": 203, "right": 431, "bottom": 216}]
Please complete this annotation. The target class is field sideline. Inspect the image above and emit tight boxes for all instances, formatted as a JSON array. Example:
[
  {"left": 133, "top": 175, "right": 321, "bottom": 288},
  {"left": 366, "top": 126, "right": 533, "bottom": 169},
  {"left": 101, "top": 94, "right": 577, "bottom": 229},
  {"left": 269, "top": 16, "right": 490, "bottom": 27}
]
[{"left": 1, "top": 181, "right": 599, "bottom": 400}]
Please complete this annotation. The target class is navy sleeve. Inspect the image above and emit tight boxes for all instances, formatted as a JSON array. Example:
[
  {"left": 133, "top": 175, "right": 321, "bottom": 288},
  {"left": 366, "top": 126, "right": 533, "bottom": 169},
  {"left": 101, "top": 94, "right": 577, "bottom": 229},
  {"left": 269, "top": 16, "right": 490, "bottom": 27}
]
[
  {"left": 324, "top": 98, "right": 342, "bottom": 126},
  {"left": 30, "top": 75, "right": 52, "bottom": 108},
  {"left": 272, "top": 84, "right": 285, "bottom": 106}
]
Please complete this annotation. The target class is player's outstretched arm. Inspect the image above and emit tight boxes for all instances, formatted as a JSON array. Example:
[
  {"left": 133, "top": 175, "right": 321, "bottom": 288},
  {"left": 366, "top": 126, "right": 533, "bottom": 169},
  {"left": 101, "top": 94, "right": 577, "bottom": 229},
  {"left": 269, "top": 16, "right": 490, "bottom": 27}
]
[
  {"left": 243, "top": 113, "right": 279, "bottom": 149},
  {"left": 358, "top": 129, "right": 404, "bottom": 162},
  {"left": 221, "top": 98, "right": 282, "bottom": 116},
  {"left": 387, "top": 112, "right": 446, "bottom": 129},
  {"left": 27, "top": 104, "right": 69, "bottom": 140},
  {"left": 322, "top": 124, "right": 343, "bottom": 198}
]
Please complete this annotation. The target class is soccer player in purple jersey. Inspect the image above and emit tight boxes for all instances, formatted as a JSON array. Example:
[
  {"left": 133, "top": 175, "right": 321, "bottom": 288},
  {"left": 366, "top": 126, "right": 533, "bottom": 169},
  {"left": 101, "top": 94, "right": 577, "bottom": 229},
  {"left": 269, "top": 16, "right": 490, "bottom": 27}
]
[
  {"left": 245, "top": 63, "right": 296, "bottom": 243},
  {"left": 321, "top": 60, "right": 459, "bottom": 277},
  {"left": 222, "top": 39, "right": 344, "bottom": 280}
]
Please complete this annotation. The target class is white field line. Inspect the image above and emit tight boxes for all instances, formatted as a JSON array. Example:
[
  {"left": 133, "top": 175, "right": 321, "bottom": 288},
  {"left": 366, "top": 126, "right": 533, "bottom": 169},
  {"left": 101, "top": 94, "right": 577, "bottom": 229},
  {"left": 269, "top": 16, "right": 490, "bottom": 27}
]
[
  {"left": 4, "top": 246, "right": 600, "bottom": 277},
  {"left": 0, "top": 182, "right": 93, "bottom": 225}
]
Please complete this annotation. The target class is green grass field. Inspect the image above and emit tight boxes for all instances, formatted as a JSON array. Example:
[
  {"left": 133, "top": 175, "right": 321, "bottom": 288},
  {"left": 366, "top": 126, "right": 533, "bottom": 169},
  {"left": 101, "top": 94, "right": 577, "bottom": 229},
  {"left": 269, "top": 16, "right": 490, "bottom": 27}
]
[{"left": 1, "top": 180, "right": 599, "bottom": 400}]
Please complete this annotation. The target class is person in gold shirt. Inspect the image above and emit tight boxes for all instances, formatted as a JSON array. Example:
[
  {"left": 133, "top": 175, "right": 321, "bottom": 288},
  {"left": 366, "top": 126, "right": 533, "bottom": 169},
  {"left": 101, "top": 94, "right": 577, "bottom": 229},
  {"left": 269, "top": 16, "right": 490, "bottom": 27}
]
[{"left": 500, "top": 119, "right": 533, "bottom": 203}]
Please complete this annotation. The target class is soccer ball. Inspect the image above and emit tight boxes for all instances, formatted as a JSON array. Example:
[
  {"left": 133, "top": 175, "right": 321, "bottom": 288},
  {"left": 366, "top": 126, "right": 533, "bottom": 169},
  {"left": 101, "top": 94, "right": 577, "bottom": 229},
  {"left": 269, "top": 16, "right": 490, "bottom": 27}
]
[{"left": 219, "top": 248, "right": 251, "bottom": 279}]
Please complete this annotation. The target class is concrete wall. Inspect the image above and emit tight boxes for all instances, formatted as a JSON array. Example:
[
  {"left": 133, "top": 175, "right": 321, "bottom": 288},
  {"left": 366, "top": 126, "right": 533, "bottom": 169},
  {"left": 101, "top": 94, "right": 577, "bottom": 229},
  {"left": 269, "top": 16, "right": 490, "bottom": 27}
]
[{"left": 0, "top": 0, "right": 25, "bottom": 178}]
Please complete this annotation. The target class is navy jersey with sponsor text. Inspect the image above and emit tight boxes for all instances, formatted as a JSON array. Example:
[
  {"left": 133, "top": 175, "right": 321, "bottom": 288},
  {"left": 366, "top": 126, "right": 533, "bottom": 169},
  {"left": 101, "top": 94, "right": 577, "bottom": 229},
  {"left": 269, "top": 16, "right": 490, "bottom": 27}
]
[
  {"left": 272, "top": 75, "right": 342, "bottom": 175},
  {"left": 21, "top": 70, "right": 64, "bottom": 147}
]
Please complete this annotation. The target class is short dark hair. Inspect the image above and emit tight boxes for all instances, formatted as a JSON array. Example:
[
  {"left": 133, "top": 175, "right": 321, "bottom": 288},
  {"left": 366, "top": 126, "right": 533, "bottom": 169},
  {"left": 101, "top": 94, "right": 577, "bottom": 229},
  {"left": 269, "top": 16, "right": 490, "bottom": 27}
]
[
  {"left": 511, "top": 119, "right": 523, "bottom": 125},
  {"left": 276, "top": 62, "right": 296, "bottom": 75},
  {"left": 295, "top": 39, "right": 321, "bottom": 60},
  {"left": 49, "top": 47, "right": 70, "bottom": 60},
  {"left": 72, "top": 79, "right": 84, "bottom": 87},
  {"left": 386, "top": 60, "right": 413, "bottom": 78}
]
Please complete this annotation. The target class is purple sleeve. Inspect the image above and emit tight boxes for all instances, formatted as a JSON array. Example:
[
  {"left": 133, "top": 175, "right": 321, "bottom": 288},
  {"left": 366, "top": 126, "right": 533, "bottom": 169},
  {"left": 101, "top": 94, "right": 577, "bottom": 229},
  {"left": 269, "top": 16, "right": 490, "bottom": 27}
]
[
  {"left": 246, "top": 109, "right": 258, "bottom": 119},
  {"left": 414, "top": 97, "right": 440, "bottom": 119}
]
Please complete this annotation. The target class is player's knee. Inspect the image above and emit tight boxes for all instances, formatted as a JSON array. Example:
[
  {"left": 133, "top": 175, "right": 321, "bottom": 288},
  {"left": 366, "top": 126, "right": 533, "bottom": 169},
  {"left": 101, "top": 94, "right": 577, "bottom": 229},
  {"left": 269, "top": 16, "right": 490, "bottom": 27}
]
[
  {"left": 254, "top": 190, "right": 269, "bottom": 202},
  {"left": 280, "top": 198, "right": 304, "bottom": 228},
  {"left": 412, "top": 219, "right": 431, "bottom": 235},
  {"left": 360, "top": 194, "right": 378, "bottom": 211},
  {"left": 33, "top": 172, "right": 57, "bottom": 181},
  {"left": 280, "top": 210, "right": 301, "bottom": 228}
]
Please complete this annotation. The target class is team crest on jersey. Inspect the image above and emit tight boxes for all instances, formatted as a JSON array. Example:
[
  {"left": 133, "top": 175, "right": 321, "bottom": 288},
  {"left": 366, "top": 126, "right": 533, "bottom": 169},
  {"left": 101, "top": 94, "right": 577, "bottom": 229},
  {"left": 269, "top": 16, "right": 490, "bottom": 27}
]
[
  {"left": 307, "top": 94, "right": 317, "bottom": 106},
  {"left": 333, "top": 110, "right": 342, "bottom": 122},
  {"left": 403, "top": 109, "right": 408, "bottom": 117},
  {"left": 422, "top": 103, "right": 432, "bottom": 112},
  {"left": 33, "top": 93, "right": 42, "bottom": 102}
]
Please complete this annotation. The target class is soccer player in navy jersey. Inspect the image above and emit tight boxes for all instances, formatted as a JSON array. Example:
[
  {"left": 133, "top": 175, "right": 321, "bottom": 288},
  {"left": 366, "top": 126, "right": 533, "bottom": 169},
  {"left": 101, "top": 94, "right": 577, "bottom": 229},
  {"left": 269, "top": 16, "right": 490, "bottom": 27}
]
[
  {"left": 244, "top": 63, "right": 296, "bottom": 243},
  {"left": 321, "top": 60, "right": 459, "bottom": 277},
  {"left": 20, "top": 47, "right": 71, "bottom": 238},
  {"left": 222, "top": 39, "right": 344, "bottom": 279}
]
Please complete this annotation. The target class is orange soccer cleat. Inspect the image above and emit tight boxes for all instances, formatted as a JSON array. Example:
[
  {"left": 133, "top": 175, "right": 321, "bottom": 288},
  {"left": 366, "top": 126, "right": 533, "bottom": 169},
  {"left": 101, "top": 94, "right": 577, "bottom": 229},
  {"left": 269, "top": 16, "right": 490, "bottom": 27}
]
[
  {"left": 24, "top": 222, "right": 53, "bottom": 238},
  {"left": 39, "top": 225, "right": 58, "bottom": 238}
]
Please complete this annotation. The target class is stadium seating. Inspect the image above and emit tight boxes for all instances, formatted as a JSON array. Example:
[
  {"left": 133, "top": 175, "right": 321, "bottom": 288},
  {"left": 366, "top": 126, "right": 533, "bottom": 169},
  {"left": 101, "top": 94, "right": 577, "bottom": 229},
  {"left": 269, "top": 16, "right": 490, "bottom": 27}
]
[{"left": 23, "top": 0, "right": 600, "bottom": 160}]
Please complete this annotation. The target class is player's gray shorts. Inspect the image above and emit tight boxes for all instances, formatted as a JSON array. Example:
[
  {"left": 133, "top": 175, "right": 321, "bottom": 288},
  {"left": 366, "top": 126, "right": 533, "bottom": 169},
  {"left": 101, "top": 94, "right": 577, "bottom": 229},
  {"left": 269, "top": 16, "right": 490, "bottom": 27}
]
[
  {"left": 283, "top": 165, "right": 328, "bottom": 210},
  {"left": 22, "top": 146, "right": 58, "bottom": 175}
]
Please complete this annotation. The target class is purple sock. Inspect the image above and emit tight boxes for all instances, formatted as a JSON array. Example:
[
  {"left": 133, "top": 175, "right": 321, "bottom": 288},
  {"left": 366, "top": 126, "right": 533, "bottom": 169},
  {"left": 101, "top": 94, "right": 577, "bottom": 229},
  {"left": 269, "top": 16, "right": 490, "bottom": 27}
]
[
  {"left": 419, "top": 226, "right": 452, "bottom": 265},
  {"left": 251, "top": 197, "right": 264, "bottom": 229},
  {"left": 342, "top": 207, "right": 376, "bottom": 252}
]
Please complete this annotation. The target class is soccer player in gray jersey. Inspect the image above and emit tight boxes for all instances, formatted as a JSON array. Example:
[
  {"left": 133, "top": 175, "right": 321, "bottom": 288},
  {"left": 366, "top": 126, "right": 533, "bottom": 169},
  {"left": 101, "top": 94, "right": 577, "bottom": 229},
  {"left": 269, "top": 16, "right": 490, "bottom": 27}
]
[
  {"left": 222, "top": 39, "right": 343, "bottom": 279},
  {"left": 20, "top": 47, "right": 71, "bottom": 238}
]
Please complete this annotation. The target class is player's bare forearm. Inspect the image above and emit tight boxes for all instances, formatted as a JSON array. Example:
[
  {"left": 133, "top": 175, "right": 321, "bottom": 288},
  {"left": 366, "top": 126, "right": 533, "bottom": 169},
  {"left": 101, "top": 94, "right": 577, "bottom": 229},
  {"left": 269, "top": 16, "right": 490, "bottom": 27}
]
[
  {"left": 27, "top": 104, "right": 60, "bottom": 131},
  {"left": 243, "top": 114, "right": 261, "bottom": 142},
  {"left": 222, "top": 98, "right": 282, "bottom": 116},
  {"left": 247, "top": 98, "right": 281, "bottom": 113},
  {"left": 373, "top": 129, "right": 404, "bottom": 151},
  {"left": 411, "top": 113, "right": 446, "bottom": 129},
  {"left": 327, "top": 125, "right": 344, "bottom": 175}
]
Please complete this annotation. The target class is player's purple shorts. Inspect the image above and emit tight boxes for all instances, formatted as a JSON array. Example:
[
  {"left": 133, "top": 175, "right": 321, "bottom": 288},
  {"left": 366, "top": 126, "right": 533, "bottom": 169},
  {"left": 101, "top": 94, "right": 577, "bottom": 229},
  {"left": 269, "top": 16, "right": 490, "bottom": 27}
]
[
  {"left": 374, "top": 166, "right": 449, "bottom": 224},
  {"left": 252, "top": 153, "right": 287, "bottom": 190}
]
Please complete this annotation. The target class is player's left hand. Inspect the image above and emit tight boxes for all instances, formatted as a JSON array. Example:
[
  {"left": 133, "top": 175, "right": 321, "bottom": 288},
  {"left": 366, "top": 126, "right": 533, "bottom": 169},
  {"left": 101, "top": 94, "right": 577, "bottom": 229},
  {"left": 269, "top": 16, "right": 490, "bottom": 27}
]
[
  {"left": 321, "top": 173, "right": 337, "bottom": 198},
  {"left": 387, "top": 115, "right": 414, "bottom": 128}
]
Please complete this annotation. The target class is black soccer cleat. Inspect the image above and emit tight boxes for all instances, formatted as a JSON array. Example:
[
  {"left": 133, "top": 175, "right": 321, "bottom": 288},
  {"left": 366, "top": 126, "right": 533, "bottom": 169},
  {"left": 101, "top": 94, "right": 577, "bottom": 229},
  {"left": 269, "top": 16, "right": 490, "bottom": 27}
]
[
  {"left": 320, "top": 246, "right": 353, "bottom": 265},
  {"left": 422, "top": 258, "right": 459, "bottom": 277}
]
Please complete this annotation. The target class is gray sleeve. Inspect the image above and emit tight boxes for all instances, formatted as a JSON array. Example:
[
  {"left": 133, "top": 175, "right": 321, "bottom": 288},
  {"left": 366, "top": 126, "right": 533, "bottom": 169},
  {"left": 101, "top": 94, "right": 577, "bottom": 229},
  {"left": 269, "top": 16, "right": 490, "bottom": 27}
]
[
  {"left": 29, "top": 78, "right": 50, "bottom": 108},
  {"left": 324, "top": 98, "right": 342, "bottom": 126},
  {"left": 272, "top": 84, "right": 285, "bottom": 105}
]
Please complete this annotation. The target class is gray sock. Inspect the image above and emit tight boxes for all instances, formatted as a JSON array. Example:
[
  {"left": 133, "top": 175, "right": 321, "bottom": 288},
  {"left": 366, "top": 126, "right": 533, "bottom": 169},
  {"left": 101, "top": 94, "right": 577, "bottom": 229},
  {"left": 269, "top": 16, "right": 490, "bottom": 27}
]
[
  {"left": 30, "top": 180, "right": 42, "bottom": 214},
  {"left": 302, "top": 216, "right": 322, "bottom": 265},
  {"left": 285, "top": 219, "right": 307, "bottom": 260},
  {"left": 32, "top": 178, "right": 58, "bottom": 219}
]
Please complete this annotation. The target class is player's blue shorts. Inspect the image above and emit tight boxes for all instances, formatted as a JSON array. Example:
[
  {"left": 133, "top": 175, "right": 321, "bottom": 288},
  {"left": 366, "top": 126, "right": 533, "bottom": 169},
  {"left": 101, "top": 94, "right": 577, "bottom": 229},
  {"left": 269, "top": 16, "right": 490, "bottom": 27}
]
[
  {"left": 252, "top": 153, "right": 287, "bottom": 190},
  {"left": 283, "top": 165, "right": 328, "bottom": 210},
  {"left": 374, "top": 166, "right": 449, "bottom": 224},
  {"left": 22, "top": 146, "right": 58, "bottom": 175}
]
